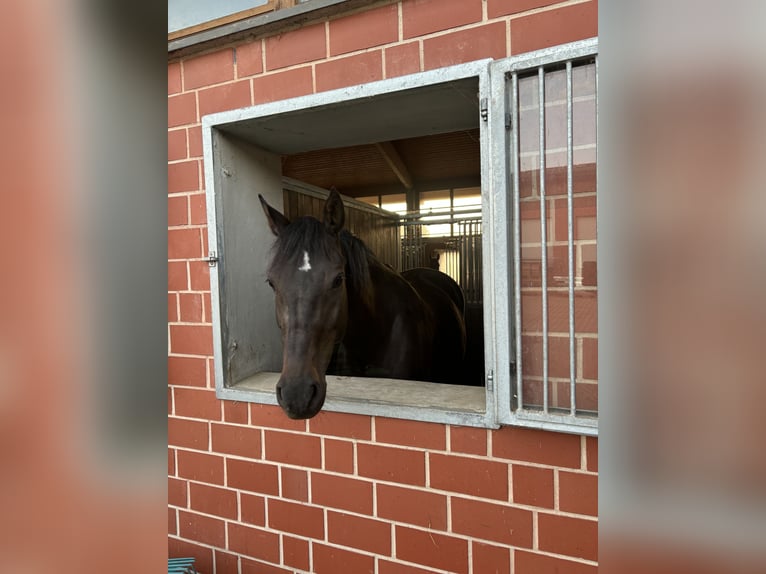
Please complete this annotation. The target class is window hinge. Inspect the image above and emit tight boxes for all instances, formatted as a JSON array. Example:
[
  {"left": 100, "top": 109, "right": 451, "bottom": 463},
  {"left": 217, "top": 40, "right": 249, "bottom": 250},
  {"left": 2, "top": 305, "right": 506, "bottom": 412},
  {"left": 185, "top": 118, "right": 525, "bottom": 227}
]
[
  {"left": 207, "top": 251, "right": 219, "bottom": 267},
  {"left": 486, "top": 369, "right": 494, "bottom": 391},
  {"left": 480, "top": 97, "right": 488, "bottom": 122}
]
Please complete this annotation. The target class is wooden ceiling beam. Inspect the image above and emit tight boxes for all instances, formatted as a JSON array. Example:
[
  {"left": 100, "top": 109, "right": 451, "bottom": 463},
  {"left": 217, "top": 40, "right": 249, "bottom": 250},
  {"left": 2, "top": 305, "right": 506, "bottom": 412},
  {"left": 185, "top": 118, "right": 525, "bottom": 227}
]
[{"left": 374, "top": 141, "right": 413, "bottom": 190}]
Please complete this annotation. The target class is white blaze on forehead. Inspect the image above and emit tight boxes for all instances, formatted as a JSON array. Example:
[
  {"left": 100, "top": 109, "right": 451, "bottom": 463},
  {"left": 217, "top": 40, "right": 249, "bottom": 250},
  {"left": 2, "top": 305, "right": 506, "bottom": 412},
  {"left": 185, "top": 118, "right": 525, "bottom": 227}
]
[{"left": 298, "top": 250, "right": 311, "bottom": 272}]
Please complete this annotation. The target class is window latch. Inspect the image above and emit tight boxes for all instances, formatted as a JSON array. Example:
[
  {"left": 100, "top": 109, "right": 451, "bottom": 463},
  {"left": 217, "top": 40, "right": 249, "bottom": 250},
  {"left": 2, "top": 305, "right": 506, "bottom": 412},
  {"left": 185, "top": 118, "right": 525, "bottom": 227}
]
[
  {"left": 207, "top": 251, "right": 219, "bottom": 267},
  {"left": 480, "top": 97, "right": 488, "bottom": 122}
]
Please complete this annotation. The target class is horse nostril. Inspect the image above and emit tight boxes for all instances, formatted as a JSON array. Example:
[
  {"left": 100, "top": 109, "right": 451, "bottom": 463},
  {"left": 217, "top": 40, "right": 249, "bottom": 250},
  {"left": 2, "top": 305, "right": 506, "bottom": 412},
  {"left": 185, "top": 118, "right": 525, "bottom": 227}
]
[{"left": 310, "top": 382, "right": 319, "bottom": 401}]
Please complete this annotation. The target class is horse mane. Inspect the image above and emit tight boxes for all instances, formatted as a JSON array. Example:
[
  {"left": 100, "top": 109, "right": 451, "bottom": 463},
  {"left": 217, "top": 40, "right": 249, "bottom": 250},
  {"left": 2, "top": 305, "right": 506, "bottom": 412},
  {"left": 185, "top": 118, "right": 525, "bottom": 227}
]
[{"left": 338, "top": 229, "right": 374, "bottom": 305}]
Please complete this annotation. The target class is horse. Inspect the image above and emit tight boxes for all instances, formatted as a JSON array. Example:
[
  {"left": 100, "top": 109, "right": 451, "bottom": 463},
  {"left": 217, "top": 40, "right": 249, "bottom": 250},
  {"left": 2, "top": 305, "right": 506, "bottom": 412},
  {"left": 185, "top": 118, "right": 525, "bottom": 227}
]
[{"left": 259, "top": 189, "right": 467, "bottom": 419}]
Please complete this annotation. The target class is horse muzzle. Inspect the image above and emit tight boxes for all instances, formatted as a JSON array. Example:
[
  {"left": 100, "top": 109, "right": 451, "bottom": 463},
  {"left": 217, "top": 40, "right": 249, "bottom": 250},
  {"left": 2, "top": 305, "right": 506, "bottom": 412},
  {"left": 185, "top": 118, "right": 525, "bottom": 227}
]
[{"left": 276, "top": 376, "right": 326, "bottom": 419}]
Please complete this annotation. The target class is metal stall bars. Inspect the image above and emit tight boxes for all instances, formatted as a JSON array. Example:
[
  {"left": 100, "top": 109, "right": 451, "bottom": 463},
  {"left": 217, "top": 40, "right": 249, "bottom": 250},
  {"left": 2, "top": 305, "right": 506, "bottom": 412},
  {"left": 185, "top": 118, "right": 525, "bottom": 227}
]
[{"left": 501, "top": 38, "right": 598, "bottom": 433}]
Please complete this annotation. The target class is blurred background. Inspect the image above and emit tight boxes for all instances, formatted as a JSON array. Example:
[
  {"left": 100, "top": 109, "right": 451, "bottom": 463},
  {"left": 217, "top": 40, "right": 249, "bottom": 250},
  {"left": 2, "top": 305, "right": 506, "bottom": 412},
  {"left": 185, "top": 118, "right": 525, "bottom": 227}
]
[{"left": 0, "top": 0, "right": 764, "bottom": 572}]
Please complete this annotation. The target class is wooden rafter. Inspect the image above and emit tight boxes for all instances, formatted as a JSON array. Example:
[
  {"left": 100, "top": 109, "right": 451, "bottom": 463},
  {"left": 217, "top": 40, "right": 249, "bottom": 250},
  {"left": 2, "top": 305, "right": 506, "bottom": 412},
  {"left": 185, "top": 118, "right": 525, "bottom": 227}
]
[{"left": 374, "top": 141, "right": 413, "bottom": 190}]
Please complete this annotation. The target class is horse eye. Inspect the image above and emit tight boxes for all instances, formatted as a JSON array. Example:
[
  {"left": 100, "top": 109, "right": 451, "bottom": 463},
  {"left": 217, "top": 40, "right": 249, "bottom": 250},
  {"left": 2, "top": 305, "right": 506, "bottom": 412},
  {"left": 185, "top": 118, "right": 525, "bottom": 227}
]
[
  {"left": 266, "top": 278, "right": 275, "bottom": 290},
  {"left": 331, "top": 273, "right": 344, "bottom": 289}
]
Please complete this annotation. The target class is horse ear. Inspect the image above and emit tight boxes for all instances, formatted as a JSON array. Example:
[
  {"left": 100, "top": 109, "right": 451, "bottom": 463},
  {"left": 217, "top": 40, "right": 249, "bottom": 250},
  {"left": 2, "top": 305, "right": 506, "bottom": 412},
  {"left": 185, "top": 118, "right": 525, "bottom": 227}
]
[
  {"left": 324, "top": 188, "right": 345, "bottom": 234},
  {"left": 259, "top": 194, "right": 290, "bottom": 236}
]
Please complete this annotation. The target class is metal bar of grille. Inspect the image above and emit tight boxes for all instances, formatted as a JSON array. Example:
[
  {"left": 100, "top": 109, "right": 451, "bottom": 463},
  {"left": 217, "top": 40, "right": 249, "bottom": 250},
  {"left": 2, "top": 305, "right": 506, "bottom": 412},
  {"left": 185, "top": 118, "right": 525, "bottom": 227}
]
[
  {"left": 566, "top": 60, "right": 576, "bottom": 416},
  {"left": 511, "top": 71, "right": 523, "bottom": 411},
  {"left": 538, "top": 66, "right": 549, "bottom": 413}
]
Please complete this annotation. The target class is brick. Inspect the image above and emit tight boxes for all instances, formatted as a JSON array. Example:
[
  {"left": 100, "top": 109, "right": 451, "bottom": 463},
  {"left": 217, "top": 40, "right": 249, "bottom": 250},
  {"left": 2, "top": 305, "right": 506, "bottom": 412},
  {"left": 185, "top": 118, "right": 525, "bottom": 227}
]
[
  {"left": 223, "top": 400, "right": 249, "bottom": 424},
  {"left": 559, "top": 471, "right": 597, "bottom": 516},
  {"left": 203, "top": 293, "right": 212, "bottom": 323},
  {"left": 378, "top": 561, "right": 441, "bottom": 574},
  {"left": 187, "top": 126, "right": 203, "bottom": 158},
  {"left": 227, "top": 459, "right": 279, "bottom": 495},
  {"left": 174, "top": 387, "right": 220, "bottom": 420},
  {"left": 402, "top": 0, "right": 482, "bottom": 39},
  {"left": 582, "top": 337, "right": 598, "bottom": 380},
  {"left": 236, "top": 40, "right": 263, "bottom": 77},
  {"left": 168, "top": 293, "right": 178, "bottom": 323},
  {"left": 250, "top": 403, "right": 307, "bottom": 431},
  {"left": 189, "top": 193, "right": 207, "bottom": 225},
  {"left": 473, "top": 541, "right": 510, "bottom": 574},
  {"left": 510, "top": 1, "right": 598, "bottom": 55},
  {"left": 183, "top": 49, "right": 234, "bottom": 90},
  {"left": 357, "top": 444, "right": 425, "bottom": 486},
  {"left": 253, "top": 67, "right": 314, "bottom": 104},
  {"left": 538, "top": 513, "right": 597, "bottom": 560},
  {"left": 328, "top": 511, "right": 391, "bottom": 555},
  {"left": 168, "top": 448, "right": 176, "bottom": 475},
  {"left": 168, "top": 477, "right": 187, "bottom": 508},
  {"left": 265, "top": 23, "right": 326, "bottom": 71},
  {"left": 168, "top": 129, "right": 187, "bottom": 161},
  {"left": 170, "top": 325, "right": 213, "bottom": 356},
  {"left": 449, "top": 426, "right": 487, "bottom": 456},
  {"left": 429, "top": 453, "right": 508, "bottom": 500},
  {"left": 310, "top": 411, "right": 371, "bottom": 439},
  {"left": 313, "top": 543, "right": 374, "bottom": 574},
  {"left": 189, "top": 482, "right": 237, "bottom": 519},
  {"left": 214, "top": 551, "right": 239, "bottom": 574},
  {"left": 282, "top": 536, "right": 310, "bottom": 571},
  {"left": 168, "top": 62, "right": 181, "bottom": 94},
  {"left": 179, "top": 292, "right": 203, "bottom": 323},
  {"left": 512, "top": 464, "right": 553, "bottom": 508},
  {"left": 241, "top": 559, "right": 292, "bottom": 574},
  {"left": 168, "top": 228, "right": 201, "bottom": 260},
  {"left": 168, "top": 356, "right": 206, "bottom": 387},
  {"left": 281, "top": 467, "right": 308, "bottom": 501},
  {"left": 329, "top": 3, "right": 398, "bottom": 56},
  {"left": 316, "top": 50, "right": 382, "bottom": 92},
  {"left": 198, "top": 80, "right": 251, "bottom": 118},
  {"left": 424, "top": 22, "right": 506, "bottom": 71},
  {"left": 492, "top": 427, "right": 580, "bottom": 468},
  {"left": 168, "top": 507, "right": 177, "bottom": 535},
  {"left": 586, "top": 436, "right": 597, "bottom": 472},
  {"left": 395, "top": 526, "right": 468, "bottom": 574},
  {"left": 323, "top": 438, "right": 354, "bottom": 473},
  {"left": 228, "top": 523, "right": 280, "bottom": 563},
  {"left": 451, "top": 497, "right": 533, "bottom": 547},
  {"left": 168, "top": 538, "right": 213, "bottom": 574},
  {"left": 376, "top": 418, "right": 445, "bottom": 450},
  {"left": 178, "top": 510, "right": 225, "bottom": 547},
  {"left": 241, "top": 493, "right": 266, "bottom": 526},
  {"left": 189, "top": 260, "right": 211, "bottom": 291},
  {"left": 312, "top": 473, "right": 373, "bottom": 514},
  {"left": 168, "top": 92, "right": 197, "bottom": 127},
  {"left": 168, "top": 161, "right": 199, "bottom": 194},
  {"left": 211, "top": 422, "right": 261, "bottom": 458},
  {"left": 168, "top": 261, "right": 188, "bottom": 291},
  {"left": 168, "top": 195, "right": 187, "bottom": 227},
  {"left": 385, "top": 42, "right": 421, "bottom": 78},
  {"left": 168, "top": 417, "right": 208, "bottom": 450},
  {"left": 377, "top": 484, "right": 447, "bottom": 530},
  {"left": 268, "top": 499, "right": 324, "bottom": 539},
  {"left": 264, "top": 430, "right": 321, "bottom": 468},
  {"left": 177, "top": 450, "right": 224, "bottom": 485},
  {"left": 487, "top": 0, "right": 560, "bottom": 18},
  {"left": 515, "top": 550, "right": 597, "bottom": 574}
]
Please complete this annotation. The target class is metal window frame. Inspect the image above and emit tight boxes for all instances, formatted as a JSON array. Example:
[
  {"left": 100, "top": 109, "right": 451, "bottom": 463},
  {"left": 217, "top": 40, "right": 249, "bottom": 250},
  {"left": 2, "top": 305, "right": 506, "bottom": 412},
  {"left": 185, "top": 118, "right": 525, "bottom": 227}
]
[
  {"left": 488, "top": 37, "right": 598, "bottom": 435},
  {"left": 201, "top": 39, "right": 599, "bottom": 434}
]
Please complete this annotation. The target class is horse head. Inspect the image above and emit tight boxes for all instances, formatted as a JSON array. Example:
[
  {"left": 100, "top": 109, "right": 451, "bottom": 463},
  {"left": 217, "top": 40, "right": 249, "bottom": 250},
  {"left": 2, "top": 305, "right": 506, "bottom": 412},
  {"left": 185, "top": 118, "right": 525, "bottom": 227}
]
[{"left": 258, "top": 190, "right": 348, "bottom": 419}]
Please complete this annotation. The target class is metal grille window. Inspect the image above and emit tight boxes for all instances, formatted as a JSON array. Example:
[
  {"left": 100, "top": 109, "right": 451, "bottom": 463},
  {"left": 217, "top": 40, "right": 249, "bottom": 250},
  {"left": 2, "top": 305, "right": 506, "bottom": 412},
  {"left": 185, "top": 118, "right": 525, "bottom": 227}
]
[
  {"left": 488, "top": 39, "right": 598, "bottom": 434},
  {"left": 202, "top": 38, "right": 598, "bottom": 433}
]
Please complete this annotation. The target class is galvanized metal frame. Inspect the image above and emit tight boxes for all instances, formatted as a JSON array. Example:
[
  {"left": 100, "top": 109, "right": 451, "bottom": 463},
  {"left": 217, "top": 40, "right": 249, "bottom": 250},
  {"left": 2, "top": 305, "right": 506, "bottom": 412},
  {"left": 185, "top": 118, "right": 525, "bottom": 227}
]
[
  {"left": 202, "top": 40, "right": 598, "bottom": 433},
  {"left": 490, "top": 37, "right": 598, "bottom": 435},
  {"left": 204, "top": 60, "right": 497, "bottom": 429}
]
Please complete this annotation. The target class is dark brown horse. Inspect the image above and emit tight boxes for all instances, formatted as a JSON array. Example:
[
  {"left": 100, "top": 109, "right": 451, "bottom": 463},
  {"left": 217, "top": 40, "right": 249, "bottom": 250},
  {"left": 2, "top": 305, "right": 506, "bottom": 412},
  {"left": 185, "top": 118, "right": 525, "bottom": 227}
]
[{"left": 259, "top": 190, "right": 467, "bottom": 419}]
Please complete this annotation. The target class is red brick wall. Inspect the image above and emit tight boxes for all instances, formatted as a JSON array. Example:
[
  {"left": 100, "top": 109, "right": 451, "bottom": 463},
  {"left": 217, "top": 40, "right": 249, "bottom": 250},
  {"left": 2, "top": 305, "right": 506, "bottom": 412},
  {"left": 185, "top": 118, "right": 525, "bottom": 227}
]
[{"left": 168, "top": 1, "right": 598, "bottom": 572}]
